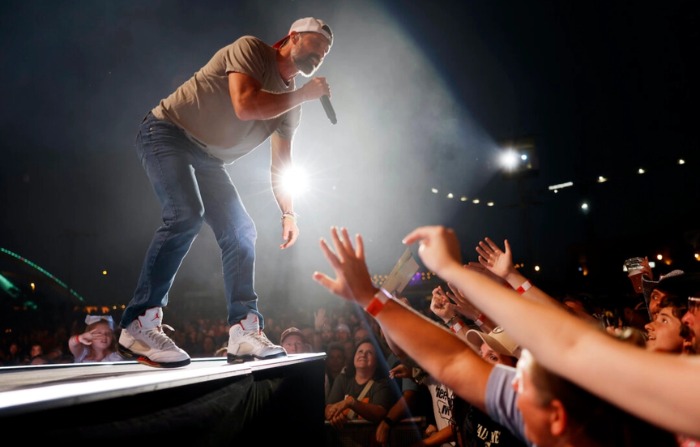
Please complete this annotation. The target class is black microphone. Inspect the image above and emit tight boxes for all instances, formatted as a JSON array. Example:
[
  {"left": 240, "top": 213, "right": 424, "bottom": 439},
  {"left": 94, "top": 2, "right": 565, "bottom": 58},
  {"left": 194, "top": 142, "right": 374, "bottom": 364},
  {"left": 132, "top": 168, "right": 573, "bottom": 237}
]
[{"left": 320, "top": 95, "right": 337, "bottom": 124}]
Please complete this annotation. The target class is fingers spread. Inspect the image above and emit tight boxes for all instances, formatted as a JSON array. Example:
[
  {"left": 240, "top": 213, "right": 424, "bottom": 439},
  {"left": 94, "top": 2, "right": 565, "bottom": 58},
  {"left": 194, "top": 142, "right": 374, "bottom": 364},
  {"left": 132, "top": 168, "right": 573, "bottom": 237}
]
[{"left": 319, "top": 237, "right": 341, "bottom": 268}]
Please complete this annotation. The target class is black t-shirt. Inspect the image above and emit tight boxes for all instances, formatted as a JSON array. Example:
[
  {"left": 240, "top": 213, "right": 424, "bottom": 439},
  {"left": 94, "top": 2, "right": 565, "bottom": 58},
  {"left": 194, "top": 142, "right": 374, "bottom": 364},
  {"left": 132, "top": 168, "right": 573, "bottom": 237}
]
[{"left": 454, "top": 399, "right": 527, "bottom": 447}]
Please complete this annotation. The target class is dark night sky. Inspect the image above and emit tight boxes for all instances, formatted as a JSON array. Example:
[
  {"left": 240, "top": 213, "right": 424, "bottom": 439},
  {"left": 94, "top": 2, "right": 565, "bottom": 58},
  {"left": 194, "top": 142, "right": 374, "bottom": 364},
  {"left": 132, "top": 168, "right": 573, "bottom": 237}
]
[{"left": 1, "top": 0, "right": 698, "bottom": 311}]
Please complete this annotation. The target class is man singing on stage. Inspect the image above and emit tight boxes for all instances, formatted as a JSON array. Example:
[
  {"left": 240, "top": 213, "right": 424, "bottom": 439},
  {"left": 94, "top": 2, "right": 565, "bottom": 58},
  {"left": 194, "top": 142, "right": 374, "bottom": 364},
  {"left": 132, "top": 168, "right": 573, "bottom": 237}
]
[{"left": 118, "top": 17, "right": 333, "bottom": 368}]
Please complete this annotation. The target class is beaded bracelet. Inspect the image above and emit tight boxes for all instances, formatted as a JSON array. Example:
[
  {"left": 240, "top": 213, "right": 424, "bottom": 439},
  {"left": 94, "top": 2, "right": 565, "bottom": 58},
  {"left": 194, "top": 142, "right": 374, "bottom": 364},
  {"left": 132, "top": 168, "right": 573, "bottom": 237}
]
[{"left": 281, "top": 211, "right": 297, "bottom": 222}]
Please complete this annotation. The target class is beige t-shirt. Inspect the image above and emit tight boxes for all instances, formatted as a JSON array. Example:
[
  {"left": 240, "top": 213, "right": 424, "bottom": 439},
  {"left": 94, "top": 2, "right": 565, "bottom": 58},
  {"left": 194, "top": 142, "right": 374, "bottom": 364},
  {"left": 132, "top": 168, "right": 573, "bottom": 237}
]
[{"left": 152, "top": 36, "right": 301, "bottom": 164}]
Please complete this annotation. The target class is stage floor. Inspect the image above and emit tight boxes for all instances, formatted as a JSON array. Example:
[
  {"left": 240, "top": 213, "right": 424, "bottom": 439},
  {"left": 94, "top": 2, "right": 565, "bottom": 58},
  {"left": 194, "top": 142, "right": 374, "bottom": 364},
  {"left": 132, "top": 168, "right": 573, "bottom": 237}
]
[{"left": 0, "top": 353, "right": 325, "bottom": 417}]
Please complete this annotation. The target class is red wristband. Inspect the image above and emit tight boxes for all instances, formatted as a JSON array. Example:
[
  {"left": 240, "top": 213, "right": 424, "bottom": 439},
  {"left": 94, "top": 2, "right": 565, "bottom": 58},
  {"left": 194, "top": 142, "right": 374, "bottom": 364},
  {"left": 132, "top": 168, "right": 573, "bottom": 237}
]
[
  {"left": 74, "top": 335, "right": 81, "bottom": 345},
  {"left": 516, "top": 280, "right": 532, "bottom": 295},
  {"left": 450, "top": 319, "right": 464, "bottom": 333},
  {"left": 365, "top": 288, "right": 392, "bottom": 317},
  {"left": 475, "top": 314, "right": 485, "bottom": 328}
]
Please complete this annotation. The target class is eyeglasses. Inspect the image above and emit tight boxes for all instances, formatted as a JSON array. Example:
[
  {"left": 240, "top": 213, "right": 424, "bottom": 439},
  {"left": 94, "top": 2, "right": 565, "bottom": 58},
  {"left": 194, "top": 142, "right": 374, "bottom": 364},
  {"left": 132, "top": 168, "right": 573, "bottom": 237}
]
[{"left": 688, "top": 297, "right": 700, "bottom": 312}]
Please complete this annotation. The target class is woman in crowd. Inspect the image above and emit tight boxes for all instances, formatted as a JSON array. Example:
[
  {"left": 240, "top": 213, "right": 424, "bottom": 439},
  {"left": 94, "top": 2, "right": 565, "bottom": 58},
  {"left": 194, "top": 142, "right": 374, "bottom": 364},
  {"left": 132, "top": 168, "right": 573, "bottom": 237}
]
[{"left": 325, "top": 338, "right": 396, "bottom": 429}]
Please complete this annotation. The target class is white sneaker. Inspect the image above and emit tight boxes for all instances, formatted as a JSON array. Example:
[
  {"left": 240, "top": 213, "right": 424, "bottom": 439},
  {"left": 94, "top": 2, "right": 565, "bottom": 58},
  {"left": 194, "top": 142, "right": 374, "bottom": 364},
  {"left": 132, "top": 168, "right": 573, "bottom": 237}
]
[
  {"left": 118, "top": 307, "right": 190, "bottom": 368},
  {"left": 227, "top": 313, "right": 287, "bottom": 364}
]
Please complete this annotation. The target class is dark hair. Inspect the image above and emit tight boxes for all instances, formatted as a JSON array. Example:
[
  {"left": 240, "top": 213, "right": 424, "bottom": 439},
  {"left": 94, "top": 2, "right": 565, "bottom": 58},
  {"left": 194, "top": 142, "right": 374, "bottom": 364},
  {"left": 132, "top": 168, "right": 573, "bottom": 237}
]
[
  {"left": 658, "top": 294, "right": 687, "bottom": 317},
  {"left": 657, "top": 294, "right": 690, "bottom": 340}
]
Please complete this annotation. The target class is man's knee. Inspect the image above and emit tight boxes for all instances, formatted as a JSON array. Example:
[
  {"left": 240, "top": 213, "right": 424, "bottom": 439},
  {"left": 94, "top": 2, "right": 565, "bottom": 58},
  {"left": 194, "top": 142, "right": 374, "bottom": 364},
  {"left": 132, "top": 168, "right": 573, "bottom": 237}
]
[{"left": 168, "top": 207, "right": 205, "bottom": 234}]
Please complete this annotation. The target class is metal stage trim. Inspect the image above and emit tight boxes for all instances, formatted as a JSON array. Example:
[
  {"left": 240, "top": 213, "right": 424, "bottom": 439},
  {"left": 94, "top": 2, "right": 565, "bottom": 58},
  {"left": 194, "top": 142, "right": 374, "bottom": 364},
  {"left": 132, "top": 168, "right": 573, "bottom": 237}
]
[{"left": 0, "top": 353, "right": 325, "bottom": 417}]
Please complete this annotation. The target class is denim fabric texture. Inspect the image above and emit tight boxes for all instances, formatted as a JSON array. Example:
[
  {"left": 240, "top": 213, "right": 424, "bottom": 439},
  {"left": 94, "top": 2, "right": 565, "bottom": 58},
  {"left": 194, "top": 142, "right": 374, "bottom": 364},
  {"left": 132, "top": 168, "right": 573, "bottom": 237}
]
[{"left": 120, "top": 113, "right": 262, "bottom": 328}]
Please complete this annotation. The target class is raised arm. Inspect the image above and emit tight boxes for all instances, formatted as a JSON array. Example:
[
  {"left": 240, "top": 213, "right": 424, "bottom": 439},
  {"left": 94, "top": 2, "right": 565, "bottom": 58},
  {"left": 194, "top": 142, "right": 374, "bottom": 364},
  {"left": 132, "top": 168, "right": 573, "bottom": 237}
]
[
  {"left": 313, "top": 227, "right": 494, "bottom": 413},
  {"left": 403, "top": 225, "right": 700, "bottom": 438}
]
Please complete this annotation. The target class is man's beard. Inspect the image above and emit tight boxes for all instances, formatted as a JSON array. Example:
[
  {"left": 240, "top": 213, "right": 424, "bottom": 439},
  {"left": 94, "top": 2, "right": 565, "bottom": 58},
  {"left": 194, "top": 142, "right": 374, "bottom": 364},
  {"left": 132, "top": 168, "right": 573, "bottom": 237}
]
[{"left": 293, "top": 54, "right": 319, "bottom": 77}]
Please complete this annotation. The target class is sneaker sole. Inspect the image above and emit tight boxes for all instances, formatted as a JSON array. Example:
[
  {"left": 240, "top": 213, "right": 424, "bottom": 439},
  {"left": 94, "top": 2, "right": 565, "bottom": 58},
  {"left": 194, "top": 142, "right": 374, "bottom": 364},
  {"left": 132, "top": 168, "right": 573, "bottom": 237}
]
[
  {"left": 226, "top": 350, "right": 287, "bottom": 364},
  {"left": 118, "top": 344, "right": 191, "bottom": 368}
]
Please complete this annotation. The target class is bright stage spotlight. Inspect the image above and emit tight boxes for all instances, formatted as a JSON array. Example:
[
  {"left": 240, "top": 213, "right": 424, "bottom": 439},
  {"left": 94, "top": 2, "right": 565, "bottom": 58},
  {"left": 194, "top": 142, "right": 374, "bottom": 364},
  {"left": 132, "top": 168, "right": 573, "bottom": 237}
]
[
  {"left": 497, "top": 136, "right": 538, "bottom": 175},
  {"left": 279, "top": 167, "right": 310, "bottom": 198},
  {"left": 499, "top": 148, "right": 520, "bottom": 172}
]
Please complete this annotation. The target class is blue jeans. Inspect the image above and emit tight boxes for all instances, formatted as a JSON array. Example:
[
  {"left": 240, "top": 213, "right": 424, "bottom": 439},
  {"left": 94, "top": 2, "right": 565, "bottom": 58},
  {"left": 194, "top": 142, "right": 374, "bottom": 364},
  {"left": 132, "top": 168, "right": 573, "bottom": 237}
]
[{"left": 120, "top": 112, "right": 262, "bottom": 328}]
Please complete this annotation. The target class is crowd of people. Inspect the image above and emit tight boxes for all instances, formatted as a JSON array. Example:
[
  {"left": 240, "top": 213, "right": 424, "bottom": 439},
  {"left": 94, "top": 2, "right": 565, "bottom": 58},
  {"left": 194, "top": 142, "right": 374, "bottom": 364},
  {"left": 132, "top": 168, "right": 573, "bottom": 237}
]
[
  {"left": 312, "top": 226, "right": 700, "bottom": 446},
  {"left": 1, "top": 227, "right": 699, "bottom": 447}
]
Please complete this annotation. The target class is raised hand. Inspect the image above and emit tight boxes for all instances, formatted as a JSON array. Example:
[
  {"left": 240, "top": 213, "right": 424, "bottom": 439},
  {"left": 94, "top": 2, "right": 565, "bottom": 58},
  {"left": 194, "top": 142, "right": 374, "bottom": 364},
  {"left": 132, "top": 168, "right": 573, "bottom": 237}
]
[
  {"left": 430, "top": 286, "right": 457, "bottom": 322},
  {"left": 401, "top": 226, "right": 462, "bottom": 276},
  {"left": 313, "top": 227, "right": 378, "bottom": 307},
  {"left": 475, "top": 237, "right": 516, "bottom": 280}
]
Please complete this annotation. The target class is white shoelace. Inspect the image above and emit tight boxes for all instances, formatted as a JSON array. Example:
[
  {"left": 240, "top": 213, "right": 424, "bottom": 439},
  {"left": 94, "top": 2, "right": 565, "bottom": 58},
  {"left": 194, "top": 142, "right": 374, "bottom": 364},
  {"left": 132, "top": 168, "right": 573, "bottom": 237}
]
[
  {"left": 143, "top": 324, "right": 178, "bottom": 350},
  {"left": 248, "top": 330, "right": 277, "bottom": 348}
]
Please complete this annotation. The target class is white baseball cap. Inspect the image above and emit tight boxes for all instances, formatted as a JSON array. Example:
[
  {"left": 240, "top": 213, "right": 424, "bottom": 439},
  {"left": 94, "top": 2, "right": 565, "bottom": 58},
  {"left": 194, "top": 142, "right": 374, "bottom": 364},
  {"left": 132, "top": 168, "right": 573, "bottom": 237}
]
[
  {"left": 466, "top": 326, "right": 521, "bottom": 359},
  {"left": 273, "top": 17, "right": 333, "bottom": 49}
]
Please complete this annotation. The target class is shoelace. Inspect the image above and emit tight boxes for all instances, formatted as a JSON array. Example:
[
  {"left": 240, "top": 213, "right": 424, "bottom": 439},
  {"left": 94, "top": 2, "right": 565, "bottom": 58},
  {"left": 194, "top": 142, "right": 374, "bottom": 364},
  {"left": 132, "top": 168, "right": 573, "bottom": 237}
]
[
  {"left": 248, "top": 330, "right": 277, "bottom": 348},
  {"left": 144, "top": 324, "right": 178, "bottom": 350}
]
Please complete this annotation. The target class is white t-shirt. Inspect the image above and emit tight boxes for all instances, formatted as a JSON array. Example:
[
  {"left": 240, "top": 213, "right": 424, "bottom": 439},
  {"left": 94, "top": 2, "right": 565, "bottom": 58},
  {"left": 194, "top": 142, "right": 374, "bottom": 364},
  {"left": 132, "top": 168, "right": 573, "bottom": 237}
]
[{"left": 425, "top": 376, "right": 457, "bottom": 447}]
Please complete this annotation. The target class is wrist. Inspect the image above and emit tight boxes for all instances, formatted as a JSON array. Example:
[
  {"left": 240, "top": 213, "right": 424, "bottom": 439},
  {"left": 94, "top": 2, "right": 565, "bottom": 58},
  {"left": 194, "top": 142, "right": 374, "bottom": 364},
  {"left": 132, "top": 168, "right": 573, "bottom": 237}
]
[
  {"left": 344, "top": 394, "right": 355, "bottom": 409},
  {"left": 444, "top": 313, "right": 458, "bottom": 325},
  {"left": 449, "top": 316, "right": 465, "bottom": 333},
  {"left": 365, "top": 287, "right": 392, "bottom": 317},
  {"left": 505, "top": 271, "right": 526, "bottom": 289},
  {"left": 281, "top": 211, "right": 297, "bottom": 222},
  {"left": 383, "top": 416, "right": 396, "bottom": 427},
  {"left": 439, "top": 262, "right": 465, "bottom": 286},
  {"left": 516, "top": 280, "right": 532, "bottom": 295},
  {"left": 504, "top": 270, "right": 520, "bottom": 283},
  {"left": 298, "top": 86, "right": 310, "bottom": 103}
]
